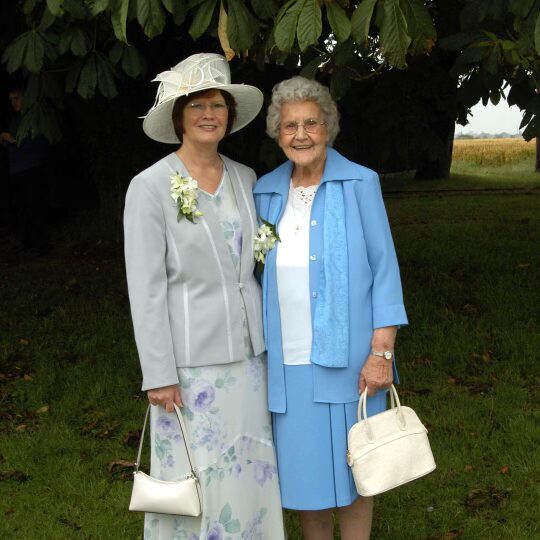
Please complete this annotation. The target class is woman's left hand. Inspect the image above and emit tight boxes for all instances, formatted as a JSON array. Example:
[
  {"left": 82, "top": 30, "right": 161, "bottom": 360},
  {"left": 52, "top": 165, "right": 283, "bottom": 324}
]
[
  {"left": 359, "top": 355, "right": 393, "bottom": 396},
  {"left": 359, "top": 326, "right": 397, "bottom": 396}
]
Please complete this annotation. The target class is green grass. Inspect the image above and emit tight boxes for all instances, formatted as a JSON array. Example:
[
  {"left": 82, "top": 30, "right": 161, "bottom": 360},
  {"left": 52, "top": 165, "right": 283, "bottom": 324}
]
[{"left": 1, "top": 164, "right": 539, "bottom": 539}]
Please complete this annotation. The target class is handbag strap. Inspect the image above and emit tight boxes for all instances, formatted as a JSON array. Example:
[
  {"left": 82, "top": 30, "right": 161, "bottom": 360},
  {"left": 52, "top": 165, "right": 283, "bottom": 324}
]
[
  {"left": 134, "top": 404, "right": 198, "bottom": 477},
  {"left": 359, "top": 385, "right": 406, "bottom": 441}
]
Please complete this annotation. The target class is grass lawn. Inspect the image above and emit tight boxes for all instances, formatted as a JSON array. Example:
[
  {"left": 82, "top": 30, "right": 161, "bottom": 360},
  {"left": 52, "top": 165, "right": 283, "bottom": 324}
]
[{"left": 1, "top": 157, "right": 539, "bottom": 539}]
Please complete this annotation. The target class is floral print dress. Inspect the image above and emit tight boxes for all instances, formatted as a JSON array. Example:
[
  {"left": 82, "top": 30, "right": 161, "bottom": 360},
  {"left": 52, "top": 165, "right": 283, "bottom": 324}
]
[{"left": 144, "top": 172, "right": 285, "bottom": 540}]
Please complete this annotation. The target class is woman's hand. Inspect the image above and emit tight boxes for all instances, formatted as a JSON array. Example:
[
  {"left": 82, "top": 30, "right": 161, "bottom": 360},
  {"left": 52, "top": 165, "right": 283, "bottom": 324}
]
[
  {"left": 359, "top": 355, "right": 393, "bottom": 396},
  {"left": 359, "top": 326, "right": 398, "bottom": 396},
  {"left": 0, "top": 132, "right": 15, "bottom": 145},
  {"left": 147, "top": 384, "right": 182, "bottom": 412}
]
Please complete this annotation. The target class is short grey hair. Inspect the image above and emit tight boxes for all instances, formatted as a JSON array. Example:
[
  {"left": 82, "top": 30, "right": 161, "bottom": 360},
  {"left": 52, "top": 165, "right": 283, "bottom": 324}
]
[{"left": 266, "top": 76, "right": 340, "bottom": 145}]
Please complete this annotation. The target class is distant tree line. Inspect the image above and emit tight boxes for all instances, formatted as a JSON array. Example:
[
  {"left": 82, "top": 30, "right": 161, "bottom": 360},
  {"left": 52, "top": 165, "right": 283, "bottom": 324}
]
[{"left": 455, "top": 132, "right": 523, "bottom": 139}]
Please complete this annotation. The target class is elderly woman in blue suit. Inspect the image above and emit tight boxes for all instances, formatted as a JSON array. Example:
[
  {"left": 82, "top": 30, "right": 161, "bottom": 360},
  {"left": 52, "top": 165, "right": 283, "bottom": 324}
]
[{"left": 253, "top": 76, "right": 408, "bottom": 540}]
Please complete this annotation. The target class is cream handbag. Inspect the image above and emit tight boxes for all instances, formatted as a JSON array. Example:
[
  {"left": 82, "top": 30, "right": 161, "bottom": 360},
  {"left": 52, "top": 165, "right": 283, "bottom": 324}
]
[
  {"left": 129, "top": 404, "right": 202, "bottom": 516},
  {"left": 347, "top": 385, "right": 436, "bottom": 497}
]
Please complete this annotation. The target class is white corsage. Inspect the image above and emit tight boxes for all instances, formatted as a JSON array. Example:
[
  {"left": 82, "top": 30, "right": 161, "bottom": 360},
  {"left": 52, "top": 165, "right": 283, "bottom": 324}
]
[
  {"left": 254, "top": 219, "right": 281, "bottom": 268},
  {"left": 170, "top": 172, "right": 203, "bottom": 223}
]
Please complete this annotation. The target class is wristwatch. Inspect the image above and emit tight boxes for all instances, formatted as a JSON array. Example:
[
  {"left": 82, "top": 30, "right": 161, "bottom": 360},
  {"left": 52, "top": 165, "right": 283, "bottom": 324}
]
[{"left": 371, "top": 350, "right": 394, "bottom": 361}]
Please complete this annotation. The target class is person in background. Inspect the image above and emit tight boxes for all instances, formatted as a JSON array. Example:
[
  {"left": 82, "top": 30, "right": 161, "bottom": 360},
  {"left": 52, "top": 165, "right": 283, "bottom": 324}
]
[
  {"left": 254, "top": 76, "right": 408, "bottom": 539},
  {"left": 0, "top": 84, "right": 51, "bottom": 254}
]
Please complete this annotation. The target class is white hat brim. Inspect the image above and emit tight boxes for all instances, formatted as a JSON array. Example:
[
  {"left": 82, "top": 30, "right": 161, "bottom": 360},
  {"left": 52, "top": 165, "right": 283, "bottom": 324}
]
[{"left": 142, "top": 84, "right": 264, "bottom": 144}]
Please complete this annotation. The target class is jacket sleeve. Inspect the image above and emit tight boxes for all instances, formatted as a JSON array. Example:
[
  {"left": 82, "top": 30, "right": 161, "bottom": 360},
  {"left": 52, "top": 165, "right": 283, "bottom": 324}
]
[
  {"left": 124, "top": 176, "right": 179, "bottom": 391},
  {"left": 357, "top": 172, "right": 408, "bottom": 329}
]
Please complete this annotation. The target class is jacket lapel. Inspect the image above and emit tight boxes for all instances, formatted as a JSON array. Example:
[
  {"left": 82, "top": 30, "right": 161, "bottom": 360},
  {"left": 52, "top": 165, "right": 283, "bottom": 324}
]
[{"left": 222, "top": 156, "right": 255, "bottom": 280}]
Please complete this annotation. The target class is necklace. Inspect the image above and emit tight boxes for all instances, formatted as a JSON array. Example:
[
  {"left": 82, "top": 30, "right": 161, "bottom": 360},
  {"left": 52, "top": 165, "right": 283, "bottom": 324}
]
[{"left": 290, "top": 183, "right": 318, "bottom": 233}]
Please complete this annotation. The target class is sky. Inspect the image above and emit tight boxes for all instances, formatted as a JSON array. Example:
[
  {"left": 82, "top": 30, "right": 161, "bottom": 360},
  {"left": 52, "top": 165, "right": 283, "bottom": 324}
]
[{"left": 455, "top": 100, "right": 524, "bottom": 135}]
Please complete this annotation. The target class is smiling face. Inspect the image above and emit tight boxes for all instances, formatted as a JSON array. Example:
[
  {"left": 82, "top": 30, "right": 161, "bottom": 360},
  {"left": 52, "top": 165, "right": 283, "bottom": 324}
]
[
  {"left": 278, "top": 100, "right": 328, "bottom": 171},
  {"left": 180, "top": 89, "right": 229, "bottom": 146}
]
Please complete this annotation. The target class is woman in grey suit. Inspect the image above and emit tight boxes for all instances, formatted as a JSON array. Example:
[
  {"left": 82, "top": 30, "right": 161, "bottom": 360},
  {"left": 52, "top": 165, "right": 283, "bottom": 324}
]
[{"left": 124, "top": 53, "right": 285, "bottom": 539}]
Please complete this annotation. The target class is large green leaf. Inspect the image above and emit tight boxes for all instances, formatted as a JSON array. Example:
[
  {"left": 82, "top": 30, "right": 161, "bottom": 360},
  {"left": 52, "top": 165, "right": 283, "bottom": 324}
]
[
  {"left": 25, "top": 31, "right": 46, "bottom": 72},
  {"left": 111, "top": 0, "right": 130, "bottom": 42},
  {"left": 78, "top": 54, "right": 98, "bottom": 98},
  {"left": 250, "top": 0, "right": 278, "bottom": 20},
  {"left": 65, "top": 58, "right": 84, "bottom": 92},
  {"left": 297, "top": 0, "right": 322, "bottom": 52},
  {"left": 351, "top": 0, "right": 377, "bottom": 45},
  {"left": 24, "top": 71, "right": 64, "bottom": 109},
  {"left": 108, "top": 41, "right": 124, "bottom": 64},
  {"left": 326, "top": 2, "right": 351, "bottom": 43},
  {"left": 274, "top": 0, "right": 301, "bottom": 52},
  {"left": 400, "top": 0, "right": 436, "bottom": 55},
  {"left": 161, "top": 0, "right": 187, "bottom": 25},
  {"left": 87, "top": 0, "right": 110, "bottom": 16},
  {"left": 59, "top": 25, "right": 89, "bottom": 56},
  {"left": 96, "top": 54, "right": 118, "bottom": 98},
  {"left": 122, "top": 44, "right": 146, "bottom": 77},
  {"left": 2, "top": 34, "right": 30, "bottom": 73},
  {"left": 227, "top": 0, "right": 258, "bottom": 51},
  {"left": 71, "top": 26, "right": 89, "bottom": 55},
  {"left": 47, "top": 0, "right": 64, "bottom": 16},
  {"left": 300, "top": 54, "right": 325, "bottom": 78},
  {"left": 18, "top": 101, "right": 62, "bottom": 143},
  {"left": 63, "top": 0, "right": 88, "bottom": 19},
  {"left": 40, "top": 7, "right": 57, "bottom": 30},
  {"left": 380, "top": 0, "right": 411, "bottom": 69},
  {"left": 23, "top": 0, "right": 41, "bottom": 15},
  {"left": 137, "top": 0, "right": 166, "bottom": 39},
  {"left": 189, "top": 0, "right": 218, "bottom": 40},
  {"left": 509, "top": 0, "right": 536, "bottom": 18},
  {"left": 535, "top": 12, "right": 540, "bottom": 55}
]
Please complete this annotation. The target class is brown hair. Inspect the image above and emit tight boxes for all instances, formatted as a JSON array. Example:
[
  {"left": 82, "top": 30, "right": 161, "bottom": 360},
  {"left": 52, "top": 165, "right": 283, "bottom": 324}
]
[{"left": 172, "top": 89, "right": 237, "bottom": 143}]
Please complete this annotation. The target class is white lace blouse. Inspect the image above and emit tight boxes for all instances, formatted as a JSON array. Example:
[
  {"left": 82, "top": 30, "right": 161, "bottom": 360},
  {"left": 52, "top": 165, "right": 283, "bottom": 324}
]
[{"left": 276, "top": 182, "right": 318, "bottom": 365}]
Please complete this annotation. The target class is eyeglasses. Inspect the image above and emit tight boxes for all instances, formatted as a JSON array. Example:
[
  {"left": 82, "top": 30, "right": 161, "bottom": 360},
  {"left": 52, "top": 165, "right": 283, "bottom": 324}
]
[
  {"left": 279, "top": 118, "right": 327, "bottom": 135},
  {"left": 187, "top": 102, "right": 228, "bottom": 114}
]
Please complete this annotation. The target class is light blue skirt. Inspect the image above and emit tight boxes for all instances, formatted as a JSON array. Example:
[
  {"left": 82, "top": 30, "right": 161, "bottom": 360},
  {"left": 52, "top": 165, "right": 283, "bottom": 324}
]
[{"left": 272, "top": 364, "right": 387, "bottom": 510}]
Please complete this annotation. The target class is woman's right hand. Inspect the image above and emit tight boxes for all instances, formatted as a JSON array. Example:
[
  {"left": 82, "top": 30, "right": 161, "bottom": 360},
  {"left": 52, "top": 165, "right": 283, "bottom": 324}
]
[
  {"left": 0, "top": 132, "right": 15, "bottom": 145},
  {"left": 147, "top": 384, "right": 182, "bottom": 412}
]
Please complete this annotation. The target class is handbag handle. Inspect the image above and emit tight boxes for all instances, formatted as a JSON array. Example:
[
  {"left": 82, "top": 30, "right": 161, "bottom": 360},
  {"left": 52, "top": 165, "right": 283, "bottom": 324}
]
[
  {"left": 134, "top": 404, "right": 198, "bottom": 478},
  {"left": 359, "top": 385, "right": 406, "bottom": 442}
]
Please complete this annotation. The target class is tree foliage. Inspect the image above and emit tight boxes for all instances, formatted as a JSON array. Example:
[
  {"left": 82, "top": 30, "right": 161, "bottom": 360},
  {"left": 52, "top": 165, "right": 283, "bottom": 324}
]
[
  {"left": 1, "top": 0, "right": 437, "bottom": 143},
  {"left": 1, "top": 0, "right": 538, "bottom": 161}
]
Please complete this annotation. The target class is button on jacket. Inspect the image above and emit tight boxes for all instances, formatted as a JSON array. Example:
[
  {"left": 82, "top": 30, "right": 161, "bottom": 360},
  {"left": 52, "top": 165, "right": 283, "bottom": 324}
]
[
  {"left": 124, "top": 153, "right": 265, "bottom": 391},
  {"left": 254, "top": 147, "right": 408, "bottom": 413}
]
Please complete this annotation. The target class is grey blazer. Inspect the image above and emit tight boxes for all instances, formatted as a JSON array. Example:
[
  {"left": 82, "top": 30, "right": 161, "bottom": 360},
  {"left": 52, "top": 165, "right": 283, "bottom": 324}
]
[{"left": 124, "top": 152, "right": 265, "bottom": 391}]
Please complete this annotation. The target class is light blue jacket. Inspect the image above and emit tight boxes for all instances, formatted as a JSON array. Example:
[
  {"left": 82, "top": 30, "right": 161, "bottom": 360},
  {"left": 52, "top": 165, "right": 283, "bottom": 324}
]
[{"left": 254, "top": 148, "right": 408, "bottom": 413}]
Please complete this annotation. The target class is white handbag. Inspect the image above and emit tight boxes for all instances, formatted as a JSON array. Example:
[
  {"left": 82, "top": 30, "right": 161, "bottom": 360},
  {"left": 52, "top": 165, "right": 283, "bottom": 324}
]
[
  {"left": 129, "top": 404, "right": 202, "bottom": 516},
  {"left": 347, "top": 385, "right": 436, "bottom": 497}
]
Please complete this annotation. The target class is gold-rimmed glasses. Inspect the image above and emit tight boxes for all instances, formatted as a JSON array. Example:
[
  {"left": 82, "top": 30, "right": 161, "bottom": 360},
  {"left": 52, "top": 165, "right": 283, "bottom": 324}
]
[{"left": 279, "top": 118, "right": 327, "bottom": 135}]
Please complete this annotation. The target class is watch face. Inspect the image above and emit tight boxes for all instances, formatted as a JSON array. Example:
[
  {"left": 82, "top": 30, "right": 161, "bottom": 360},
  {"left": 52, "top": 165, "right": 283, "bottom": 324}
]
[{"left": 384, "top": 351, "right": 393, "bottom": 360}]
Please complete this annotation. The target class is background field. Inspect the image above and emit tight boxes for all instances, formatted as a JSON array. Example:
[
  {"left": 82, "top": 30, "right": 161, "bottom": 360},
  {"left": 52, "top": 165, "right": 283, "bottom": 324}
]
[{"left": 0, "top": 140, "right": 538, "bottom": 539}]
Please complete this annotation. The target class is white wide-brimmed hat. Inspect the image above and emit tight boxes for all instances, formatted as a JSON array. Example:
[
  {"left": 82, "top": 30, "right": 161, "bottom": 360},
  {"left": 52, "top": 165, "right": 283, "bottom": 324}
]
[{"left": 142, "top": 53, "right": 264, "bottom": 144}]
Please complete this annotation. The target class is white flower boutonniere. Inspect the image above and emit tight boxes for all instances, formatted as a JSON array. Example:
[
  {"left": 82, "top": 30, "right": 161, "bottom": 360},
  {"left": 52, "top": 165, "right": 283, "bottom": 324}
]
[
  {"left": 170, "top": 171, "right": 203, "bottom": 223},
  {"left": 254, "top": 219, "right": 281, "bottom": 268}
]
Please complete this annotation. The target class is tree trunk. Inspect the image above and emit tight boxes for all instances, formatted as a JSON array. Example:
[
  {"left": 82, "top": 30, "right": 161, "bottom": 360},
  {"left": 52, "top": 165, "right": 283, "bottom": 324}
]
[{"left": 415, "top": 120, "right": 456, "bottom": 179}]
